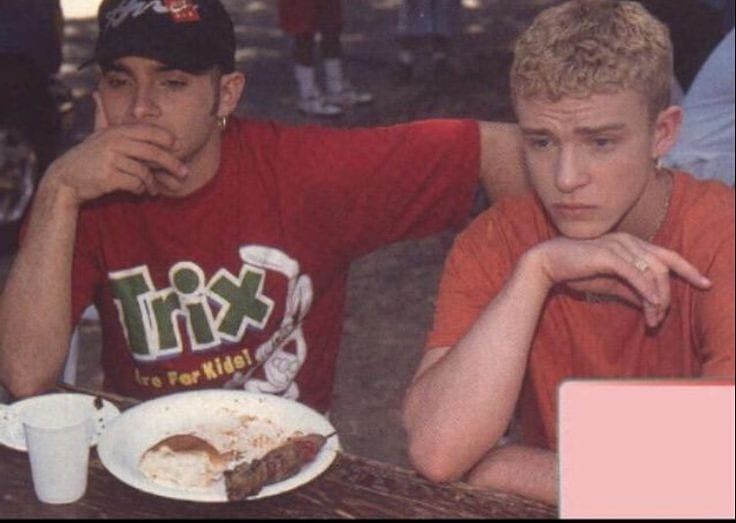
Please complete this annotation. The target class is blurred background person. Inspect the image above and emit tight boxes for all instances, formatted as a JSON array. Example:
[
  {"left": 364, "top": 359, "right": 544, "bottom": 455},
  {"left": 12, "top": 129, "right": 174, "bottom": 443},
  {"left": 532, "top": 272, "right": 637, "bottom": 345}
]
[
  {"left": 395, "top": 0, "right": 462, "bottom": 82},
  {"left": 0, "top": 0, "right": 70, "bottom": 254},
  {"left": 663, "top": 28, "right": 735, "bottom": 185},
  {"left": 640, "top": 0, "right": 734, "bottom": 100},
  {"left": 277, "top": 0, "right": 373, "bottom": 116}
]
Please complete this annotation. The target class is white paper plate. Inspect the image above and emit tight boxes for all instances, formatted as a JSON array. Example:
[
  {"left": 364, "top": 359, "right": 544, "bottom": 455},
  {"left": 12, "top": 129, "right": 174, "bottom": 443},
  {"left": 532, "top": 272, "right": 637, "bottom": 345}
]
[
  {"left": 96, "top": 389, "right": 340, "bottom": 503},
  {"left": 0, "top": 393, "right": 120, "bottom": 452}
]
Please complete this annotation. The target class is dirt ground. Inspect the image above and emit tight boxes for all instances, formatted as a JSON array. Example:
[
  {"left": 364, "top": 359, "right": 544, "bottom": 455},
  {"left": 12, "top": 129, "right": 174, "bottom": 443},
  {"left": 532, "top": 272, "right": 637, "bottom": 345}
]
[{"left": 2, "top": 0, "right": 728, "bottom": 467}]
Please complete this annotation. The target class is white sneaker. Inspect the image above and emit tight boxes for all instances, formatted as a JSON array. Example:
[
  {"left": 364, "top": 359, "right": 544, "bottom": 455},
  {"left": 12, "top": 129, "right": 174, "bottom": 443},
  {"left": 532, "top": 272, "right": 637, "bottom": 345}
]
[
  {"left": 297, "top": 94, "right": 343, "bottom": 116},
  {"left": 326, "top": 83, "right": 373, "bottom": 106}
]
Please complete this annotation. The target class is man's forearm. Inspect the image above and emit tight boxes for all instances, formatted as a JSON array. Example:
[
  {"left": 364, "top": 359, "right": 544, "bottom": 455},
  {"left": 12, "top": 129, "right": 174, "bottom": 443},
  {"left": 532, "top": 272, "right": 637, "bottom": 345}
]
[
  {"left": 403, "top": 250, "right": 552, "bottom": 482},
  {"left": 0, "top": 175, "right": 80, "bottom": 397},
  {"left": 466, "top": 444, "right": 558, "bottom": 505}
]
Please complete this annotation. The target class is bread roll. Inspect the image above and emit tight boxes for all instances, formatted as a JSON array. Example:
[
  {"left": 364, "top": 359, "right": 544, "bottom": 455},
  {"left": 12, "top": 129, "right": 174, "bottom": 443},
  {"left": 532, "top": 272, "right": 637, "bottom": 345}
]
[{"left": 139, "top": 434, "right": 228, "bottom": 488}]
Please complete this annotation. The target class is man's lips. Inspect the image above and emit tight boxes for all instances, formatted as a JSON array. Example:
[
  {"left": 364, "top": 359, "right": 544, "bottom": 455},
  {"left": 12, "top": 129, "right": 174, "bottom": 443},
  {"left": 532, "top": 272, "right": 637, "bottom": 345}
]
[{"left": 552, "top": 203, "right": 597, "bottom": 217}]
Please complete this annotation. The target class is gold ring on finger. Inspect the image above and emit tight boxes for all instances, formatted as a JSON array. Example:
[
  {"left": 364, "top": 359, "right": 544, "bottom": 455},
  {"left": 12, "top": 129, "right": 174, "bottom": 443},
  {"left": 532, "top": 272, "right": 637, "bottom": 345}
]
[{"left": 633, "top": 258, "right": 649, "bottom": 272}]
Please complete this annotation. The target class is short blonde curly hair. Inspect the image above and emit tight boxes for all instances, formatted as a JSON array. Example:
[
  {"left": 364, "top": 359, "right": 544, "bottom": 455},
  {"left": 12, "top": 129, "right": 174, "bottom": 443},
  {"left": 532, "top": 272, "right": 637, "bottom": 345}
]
[{"left": 510, "top": 0, "right": 673, "bottom": 117}]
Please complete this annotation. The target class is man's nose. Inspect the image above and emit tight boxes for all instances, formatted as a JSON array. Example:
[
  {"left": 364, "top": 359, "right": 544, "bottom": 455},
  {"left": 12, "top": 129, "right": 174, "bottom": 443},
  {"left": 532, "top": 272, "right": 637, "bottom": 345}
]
[
  {"left": 131, "top": 85, "right": 161, "bottom": 121},
  {"left": 555, "top": 146, "right": 589, "bottom": 193}
]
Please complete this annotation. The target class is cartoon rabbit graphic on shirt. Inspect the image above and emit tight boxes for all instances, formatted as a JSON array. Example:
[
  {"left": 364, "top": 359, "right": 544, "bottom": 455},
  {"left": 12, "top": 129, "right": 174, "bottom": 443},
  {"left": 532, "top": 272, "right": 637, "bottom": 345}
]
[{"left": 223, "top": 245, "right": 313, "bottom": 400}]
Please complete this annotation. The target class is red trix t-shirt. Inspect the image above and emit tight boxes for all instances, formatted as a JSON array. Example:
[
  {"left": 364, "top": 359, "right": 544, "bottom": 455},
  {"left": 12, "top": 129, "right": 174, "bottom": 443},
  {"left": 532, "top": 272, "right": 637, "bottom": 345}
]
[{"left": 70, "top": 117, "right": 479, "bottom": 412}]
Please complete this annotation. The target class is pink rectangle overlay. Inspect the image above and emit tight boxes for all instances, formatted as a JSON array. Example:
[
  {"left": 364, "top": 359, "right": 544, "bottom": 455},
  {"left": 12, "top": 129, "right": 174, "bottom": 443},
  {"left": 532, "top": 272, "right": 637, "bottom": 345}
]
[{"left": 558, "top": 379, "right": 735, "bottom": 518}]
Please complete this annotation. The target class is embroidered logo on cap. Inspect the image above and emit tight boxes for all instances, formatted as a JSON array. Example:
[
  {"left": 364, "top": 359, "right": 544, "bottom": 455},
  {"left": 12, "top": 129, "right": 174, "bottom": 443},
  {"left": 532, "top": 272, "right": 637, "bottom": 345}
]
[
  {"left": 104, "top": 0, "right": 201, "bottom": 30},
  {"left": 164, "top": 0, "right": 201, "bottom": 22}
]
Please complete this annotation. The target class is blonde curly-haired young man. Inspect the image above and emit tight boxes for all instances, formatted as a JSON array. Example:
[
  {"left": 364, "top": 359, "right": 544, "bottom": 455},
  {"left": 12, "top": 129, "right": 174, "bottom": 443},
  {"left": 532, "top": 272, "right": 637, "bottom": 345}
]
[{"left": 403, "top": 0, "right": 734, "bottom": 504}]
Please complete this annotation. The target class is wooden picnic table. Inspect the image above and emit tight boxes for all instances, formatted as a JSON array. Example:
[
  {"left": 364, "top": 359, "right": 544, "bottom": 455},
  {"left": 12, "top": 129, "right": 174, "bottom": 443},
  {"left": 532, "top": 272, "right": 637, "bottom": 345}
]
[{"left": 0, "top": 384, "right": 558, "bottom": 518}]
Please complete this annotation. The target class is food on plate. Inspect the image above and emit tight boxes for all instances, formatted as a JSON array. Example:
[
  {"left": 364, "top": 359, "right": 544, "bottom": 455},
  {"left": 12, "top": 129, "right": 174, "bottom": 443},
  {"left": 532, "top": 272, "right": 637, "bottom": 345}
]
[
  {"left": 139, "top": 434, "right": 229, "bottom": 488},
  {"left": 224, "top": 432, "right": 331, "bottom": 501}
]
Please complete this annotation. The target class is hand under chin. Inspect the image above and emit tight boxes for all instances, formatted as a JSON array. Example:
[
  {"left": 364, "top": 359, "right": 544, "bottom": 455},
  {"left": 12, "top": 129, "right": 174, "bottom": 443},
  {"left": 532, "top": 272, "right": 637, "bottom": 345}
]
[{"left": 563, "top": 276, "right": 643, "bottom": 309}]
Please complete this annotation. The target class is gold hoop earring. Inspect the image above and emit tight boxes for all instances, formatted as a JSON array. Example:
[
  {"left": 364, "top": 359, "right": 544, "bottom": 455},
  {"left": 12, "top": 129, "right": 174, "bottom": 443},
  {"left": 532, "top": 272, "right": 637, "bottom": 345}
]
[{"left": 217, "top": 115, "right": 228, "bottom": 130}]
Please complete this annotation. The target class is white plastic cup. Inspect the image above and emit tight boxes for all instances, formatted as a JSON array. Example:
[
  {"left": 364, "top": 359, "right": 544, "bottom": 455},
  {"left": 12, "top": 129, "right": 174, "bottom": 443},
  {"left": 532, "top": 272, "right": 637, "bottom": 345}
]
[{"left": 19, "top": 394, "right": 93, "bottom": 504}]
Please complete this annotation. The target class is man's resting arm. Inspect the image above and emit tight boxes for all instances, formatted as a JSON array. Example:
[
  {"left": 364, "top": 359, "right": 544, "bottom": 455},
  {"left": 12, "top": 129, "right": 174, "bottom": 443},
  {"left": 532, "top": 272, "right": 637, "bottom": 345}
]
[{"left": 466, "top": 443, "right": 557, "bottom": 505}]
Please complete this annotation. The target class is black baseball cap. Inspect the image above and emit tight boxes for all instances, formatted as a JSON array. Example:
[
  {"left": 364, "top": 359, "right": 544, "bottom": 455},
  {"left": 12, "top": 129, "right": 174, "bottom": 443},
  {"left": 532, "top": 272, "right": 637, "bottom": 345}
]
[{"left": 84, "top": 0, "right": 235, "bottom": 73}]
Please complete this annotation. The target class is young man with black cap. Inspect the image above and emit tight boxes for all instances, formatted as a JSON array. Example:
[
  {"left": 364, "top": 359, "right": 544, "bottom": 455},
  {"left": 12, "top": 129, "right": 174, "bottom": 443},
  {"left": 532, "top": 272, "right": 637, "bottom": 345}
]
[{"left": 0, "top": 0, "right": 527, "bottom": 415}]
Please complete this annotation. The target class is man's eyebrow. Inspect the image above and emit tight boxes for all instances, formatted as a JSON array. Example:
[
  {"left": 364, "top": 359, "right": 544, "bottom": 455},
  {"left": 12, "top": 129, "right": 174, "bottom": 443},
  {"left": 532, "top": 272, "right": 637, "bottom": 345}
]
[
  {"left": 520, "top": 124, "right": 627, "bottom": 135},
  {"left": 519, "top": 127, "right": 550, "bottom": 135},
  {"left": 574, "top": 124, "right": 626, "bottom": 135}
]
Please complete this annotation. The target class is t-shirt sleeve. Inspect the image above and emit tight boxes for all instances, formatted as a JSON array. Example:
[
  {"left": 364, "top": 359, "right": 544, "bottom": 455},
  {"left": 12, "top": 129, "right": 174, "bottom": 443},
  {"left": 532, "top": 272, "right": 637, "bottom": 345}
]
[
  {"left": 424, "top": 208, "right": 517, "bottom": 350},
  {"left": 275, "top": 119, "right": 480, "bottom": 259}
]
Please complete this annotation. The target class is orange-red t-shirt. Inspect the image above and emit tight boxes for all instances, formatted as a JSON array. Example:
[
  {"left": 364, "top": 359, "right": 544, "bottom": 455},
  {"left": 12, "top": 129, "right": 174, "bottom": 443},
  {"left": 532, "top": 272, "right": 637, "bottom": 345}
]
[{"left": 425, "top": 171, "right": 735, "bottom": 449}]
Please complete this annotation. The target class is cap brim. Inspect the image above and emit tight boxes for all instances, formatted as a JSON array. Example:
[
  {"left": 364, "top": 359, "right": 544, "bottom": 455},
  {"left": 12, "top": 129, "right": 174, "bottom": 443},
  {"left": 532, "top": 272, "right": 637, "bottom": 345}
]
[{"left": 89, "top": 39, "right": 221, "bottom": 74}]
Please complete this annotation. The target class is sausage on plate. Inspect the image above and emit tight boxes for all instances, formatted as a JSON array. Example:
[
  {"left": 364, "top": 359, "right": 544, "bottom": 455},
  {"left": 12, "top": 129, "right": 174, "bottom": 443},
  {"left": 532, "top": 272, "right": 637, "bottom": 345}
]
[{"left": 224, "top": 433, "right": 330, "bottom": 501}]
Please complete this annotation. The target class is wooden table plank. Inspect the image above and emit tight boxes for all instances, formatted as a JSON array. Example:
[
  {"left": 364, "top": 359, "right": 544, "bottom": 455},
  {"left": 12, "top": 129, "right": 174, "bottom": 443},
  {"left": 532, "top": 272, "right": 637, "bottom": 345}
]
[{"left": 0, "top": 387, "right": 558, "bottom": 518}]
